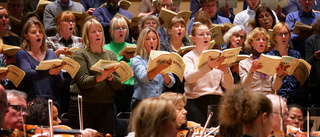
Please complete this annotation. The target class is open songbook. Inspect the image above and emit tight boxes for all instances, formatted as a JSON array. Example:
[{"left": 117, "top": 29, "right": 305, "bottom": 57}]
[
  {"left": 227, "top": 54, "right": 250, "bottom": 67},
  {"left": 118, "top": 45, "right": 137, "bottom": 56},
  {"left": 197, "top": 47, "right": 242, "bottom": 68},
  {"left": 158, "top": 8, "right": 191, "bottom": 29},
  {"left": 260, "top": 0, "right": 288, "bottom": 10},
  {"left": 90, "top": 60, "right": 134, "bottom": 83},
  {"left": 292, "top": 22, "right": 319, "bottom": 36},
  {"left": 35, "top": 57, "right": 80, "bottom": 78},
  {"left": 70, "top": 11, "right": 89, "bottom": 27},
  {"left": 147, "top": 50, "right": 185, "bottom": 82},
  {"left": 0, "top": 44, "right": 21, "bottom": 56},
  {"left": 36, "top": 0, "right": 53, "bottom": 12},
  {"left": 176, "top": 45, "right": 196, "bottom": 56},
  {"left": 114, "top": 13, "right": 141, "bottom": 28},
  {"left": 118, "top": 0, "right": 131, "bottom": 10},
  {"left": 0, "top": 65, "right": 26, "bottom": 87},
  {"left": 210, "top": 25, "right": 225, "bottom": 46},
  {"left": 257, "top": 54, "right": 311, "bottom": 85}
]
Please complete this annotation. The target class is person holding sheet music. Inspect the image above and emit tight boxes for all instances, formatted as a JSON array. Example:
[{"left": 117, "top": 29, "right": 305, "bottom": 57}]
[
  {"left": 285, "top": 0, "right": 319, "bottom": 59},
  {"left": 305, "top": 15, "right": 320, "bottom": 107},
  {"left": 131, "top": 27, "right": 175, "bottom": 109},
  {"left": 187, "top": 0, "right": 231, "bottom": 36},
  {"left": 160, "top": 16, "right": 190, "bottom": 93},
  {"left": 239, "top": 27, "right": 285, "bottom": 93},
  {"left": 266, "top": 22, "right": 301, "bottom": 104},
  {"left": 16, "top": 19, "right": 65, "bottom": 107},
  {"left": 221, "top": 25, "right": 247, "bottom": 84},
  {"left": 219, "top": 84, "right": 273, "bottom": 137},
  {"left": 46, "top": 11, "right": 82, "bottom": 115},
  {"left": 68, "top": 19, "right": 121, "bottom": 135},
  {"left": 104, "top": 15, "right": 135, "bottom": 113},
  {"left": 0, "top": 7, "right": 21, "bottom": 89},
  {"left": 183, "top": 22, "right": 233, "bottom": 126}
]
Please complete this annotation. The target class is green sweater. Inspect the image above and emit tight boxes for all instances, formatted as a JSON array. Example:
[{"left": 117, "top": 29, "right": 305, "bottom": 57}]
[
  {"left": 104, "top": 41, "right": 135, "bottom": 86},
  {"left": 70, "top": 48, "right": 122, "bottom": 103}
]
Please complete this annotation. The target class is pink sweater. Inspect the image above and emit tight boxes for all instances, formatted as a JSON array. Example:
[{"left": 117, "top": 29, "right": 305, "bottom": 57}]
[{"left": 183, "top": 50, "right": 234, "bottom": 99}]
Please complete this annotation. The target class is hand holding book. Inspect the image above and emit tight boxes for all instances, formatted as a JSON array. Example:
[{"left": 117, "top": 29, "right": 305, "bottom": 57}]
[
  {"left": 96, "top": 67, "right": 118, "bottom": 82},
  {"left": 49, "top": 62, "right": 66, "bottom": 75},
  {"left": 208, "top": 56, "right": 225, "bottom": 69},
  {"left": 276, "top": 62, "right": 288, "bottom": 77},
  {"left": 250, "top": 60, "right": 263, "bottom": 73}
]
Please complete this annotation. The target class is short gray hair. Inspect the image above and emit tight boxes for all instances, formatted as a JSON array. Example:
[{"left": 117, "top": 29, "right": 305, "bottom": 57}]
[
  {"left": 157, "top": 0, "right": 173, "bottom": 4},
  {"left": 138, "top": 15, "right": 160, "bottom": 31},
  {"left": 223, "top": 25, "right": 246, "bottom": 45},
  {"left": 7, "top": 89, "right": 27, "bottom": 100}
]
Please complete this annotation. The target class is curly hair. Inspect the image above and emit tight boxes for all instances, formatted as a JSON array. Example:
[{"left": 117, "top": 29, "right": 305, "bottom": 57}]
[
  {"left": 26, "top": 98, "right": 49, "bottom": 126},
  {"left": 219, "top": 84, "right": 272, "bottom": 126}
]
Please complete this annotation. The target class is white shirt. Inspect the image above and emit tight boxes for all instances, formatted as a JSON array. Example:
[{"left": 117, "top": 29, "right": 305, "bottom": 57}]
[{"left": 234, "top": 6, "right": 279, "bottom": 33}]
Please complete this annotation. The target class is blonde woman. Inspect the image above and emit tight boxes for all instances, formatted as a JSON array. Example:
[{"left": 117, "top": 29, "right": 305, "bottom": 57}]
[
  {"left": 239, "top": 27, "right": 285, "bottom": 93},
  {"left": 68, "top": 19, "right": 121, "bottom": 135},
  {"left": 16, "top": 19, "right": 65, "bottom": 107},
  {"left": 131, "top": 27, "right": 175, "bottom": 109},
  {"left": 105, "top": 16, "right": 136, "bottom": 113},
  {"left": 267, "top": 22, "right": 301, "bottom": 104},
  {"left": 183, "top": 22, "right": 233, "bottom": 126},
  {"left": 129, "top": 97, "right": 177, "bottom": 137}
]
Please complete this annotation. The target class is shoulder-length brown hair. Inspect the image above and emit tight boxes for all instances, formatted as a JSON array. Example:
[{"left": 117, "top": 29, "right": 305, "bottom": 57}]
[{"left": 20, "top": 19, "right": 47, "bottom": 52}]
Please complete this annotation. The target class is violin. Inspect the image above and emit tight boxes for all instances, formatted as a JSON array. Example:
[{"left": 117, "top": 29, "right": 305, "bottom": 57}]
[{"left": 286, "top": 125, "right": 320, "bottom": 137}]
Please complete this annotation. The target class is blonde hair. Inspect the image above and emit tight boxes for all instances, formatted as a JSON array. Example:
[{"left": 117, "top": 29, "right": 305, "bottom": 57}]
[
  {"left": 130, "top": 97, "right": 176, "bottom": 137},
  {"left": 272, "top": 22, "right": 291, "bottom": 47},
  {"left": 135, "top": 27, "right": 160, "bottom": 59},
  {"left": 55, "top": 11, "right": 76, "bottom": 34},
  {"left": 191, "top": 22, "right": 208, "bottom": 37},
  {"left": 81, "top": 19, "right": 105, "bottom": 51},
  {"left": 20, "top": 19, "right": 47, "bottom": 52},
  {"left": 159, "top": 92, "right": 187, "bottom": 105},
  {"left": 110, "top": 16, "right": 129, "bottom": 40},
  {"left": 243, "top": 27, "right": 270, "bottom": 52}
]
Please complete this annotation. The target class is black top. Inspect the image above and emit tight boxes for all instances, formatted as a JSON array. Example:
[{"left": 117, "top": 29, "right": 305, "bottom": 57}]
[{"left": 2, "top": 35, "right": 20, "bottom": 46}]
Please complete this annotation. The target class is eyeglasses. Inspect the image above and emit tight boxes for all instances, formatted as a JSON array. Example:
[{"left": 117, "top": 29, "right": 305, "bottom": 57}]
[
  {"left": 0, "top": 15, "right": 8, "bottom": 19},
  {"left": 276, "top": 32, "right": 289, "bottom": 37},
  {"left": 259, "top": 13, "right": 271, "bottom": 19},
  {"left": 288, "top": 113, "right": 304, "bottom": 122},
  {"left": 61, "top": 19, "right": 75, "bottom": 24},
  {"left": 113, "top": 27, "right": 128, "bottom": 31},
  {"left": 8, "top": 103, "right": 27, "bottom": 113},
  {"left": 233, "top": 33, "right": 245, "bottom": 39},
  {"left": 144, "top": 22, "right": 157, "bottom": 26},
  {"left": 196, "top": 33, "right": 210, "bottom": 37}
]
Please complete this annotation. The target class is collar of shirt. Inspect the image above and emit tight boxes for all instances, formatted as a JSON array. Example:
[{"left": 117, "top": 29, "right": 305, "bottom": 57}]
[
  {"left": 55, "top": 33, "right": 74, "bottom": 46},
  {"left": 56, "top": 0, "right": 73, "bottom": 8},
  {"left": 210, "top": 14, "right": 218, "bottom": 24},
  {"left": 298, "top": 10, "right": 314, "bottom": 18},
  {"left": 246, "top": 6, "right": 256, "bottom": 16}
]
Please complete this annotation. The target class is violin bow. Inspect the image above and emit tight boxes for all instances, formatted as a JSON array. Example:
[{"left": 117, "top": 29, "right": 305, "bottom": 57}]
[
  {"left": 48, "top": 99, "right": 54, "bottom": 137},
  {"left": 278, "top": 96, "right": 284, "bottom": 137},
  {"left": 307, "top": 107, "right": 310, "bottom": 137},
  {"left": 200, "top": 112, "right": 213, "bottom": 137},
  {"left": 77, "top": 95, "right": 83, "bottom": 130}
]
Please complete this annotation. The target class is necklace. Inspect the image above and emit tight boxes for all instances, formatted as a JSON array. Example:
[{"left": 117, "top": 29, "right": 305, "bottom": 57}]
[{"left": 28, "top": 51, "right": 45, "bottom": 62}]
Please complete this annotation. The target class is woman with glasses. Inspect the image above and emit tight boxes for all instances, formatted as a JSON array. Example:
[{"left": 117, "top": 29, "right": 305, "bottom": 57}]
[
  {"left": 221, "top": 25, "right": 248, "bottom": 84},
  {"left": 255, "top": 6, "right": 277, "bottom": 31},
  {"left": 133, "top": 15, "right": 160, "bottom": 44},
  {"left": 104, "top": 15, "right": 136, "bottom": 113},
  {"left": 68, "top": 19, "right": 121, "bottom": 135},
  {"left": 183, "top": 22, "right": 233, "bottom": 126},
  {"left": 239, "top": 27, "right": 285, "bottom": 94},
  {"left": 46, "top": 11, "right": 82, "bottom": 59},
  {"left": 46, "top": 11, "right": 82, "bottom": 115},
  {"left": 16, "top": 19, "right": 65, "bottom": 107},
  {"left": 266, "top": 22, "right": 301, "bottom": 104}
]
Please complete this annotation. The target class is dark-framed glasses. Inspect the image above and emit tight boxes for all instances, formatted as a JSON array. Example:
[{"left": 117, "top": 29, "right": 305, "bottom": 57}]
[{"left": 8, "top": 103, "right": 27, "bottom": 113}]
